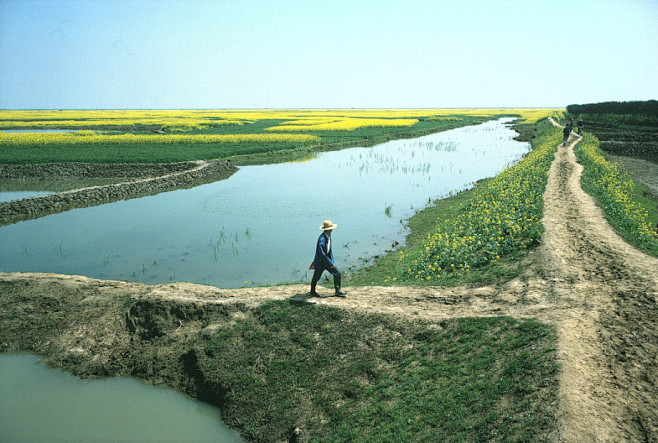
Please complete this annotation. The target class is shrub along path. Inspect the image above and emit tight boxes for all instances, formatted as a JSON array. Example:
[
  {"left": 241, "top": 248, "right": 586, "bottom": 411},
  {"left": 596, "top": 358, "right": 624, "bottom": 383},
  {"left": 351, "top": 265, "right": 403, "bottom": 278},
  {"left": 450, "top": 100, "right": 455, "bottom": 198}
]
[{"left": 1, "top": 122, "right": 657, "bottom": 440}]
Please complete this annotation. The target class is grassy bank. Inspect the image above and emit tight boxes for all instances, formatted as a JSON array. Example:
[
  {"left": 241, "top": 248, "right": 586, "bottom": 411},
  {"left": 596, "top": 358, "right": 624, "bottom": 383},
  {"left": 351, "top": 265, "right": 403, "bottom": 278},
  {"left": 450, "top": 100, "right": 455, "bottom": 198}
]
[
  {"left": 197, "top": 301, "right": 559, "bottom": 442},
  {"left": 0, "top": 276, "right": 560, "bottom": 442},
  {"left": 350, "top": 118, "right": 560, "bottom": 286}
]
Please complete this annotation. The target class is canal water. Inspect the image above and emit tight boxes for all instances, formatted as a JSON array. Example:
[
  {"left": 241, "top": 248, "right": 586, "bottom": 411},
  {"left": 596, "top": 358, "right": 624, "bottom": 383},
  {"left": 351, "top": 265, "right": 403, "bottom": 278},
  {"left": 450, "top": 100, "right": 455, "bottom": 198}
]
[
  {"left": 0, "top": 118, "right": 528, "bottom": 288},
  {"left": 0, "top": 354, "right": 243, "bottom": 442}
]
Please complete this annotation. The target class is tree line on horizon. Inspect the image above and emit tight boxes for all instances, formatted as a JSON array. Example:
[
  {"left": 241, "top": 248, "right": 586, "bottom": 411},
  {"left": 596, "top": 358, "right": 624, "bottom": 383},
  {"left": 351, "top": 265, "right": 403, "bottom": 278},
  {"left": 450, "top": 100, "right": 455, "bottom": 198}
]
[{"left": 567, "top": 100, "right": 658, "bottom": 116}]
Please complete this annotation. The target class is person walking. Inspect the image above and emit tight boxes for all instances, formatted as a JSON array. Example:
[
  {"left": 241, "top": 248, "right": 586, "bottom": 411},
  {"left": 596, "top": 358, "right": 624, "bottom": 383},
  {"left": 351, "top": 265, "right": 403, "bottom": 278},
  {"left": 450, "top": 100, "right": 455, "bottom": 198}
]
[
  {"left": 563, "top": 124, "right": 571, "bottom": 146},
  {"left": 309, "top": 220, "right": 347, "bottom": 297},
  {"left": 577, "top": 118, "right": 584, "bottom": 135}
]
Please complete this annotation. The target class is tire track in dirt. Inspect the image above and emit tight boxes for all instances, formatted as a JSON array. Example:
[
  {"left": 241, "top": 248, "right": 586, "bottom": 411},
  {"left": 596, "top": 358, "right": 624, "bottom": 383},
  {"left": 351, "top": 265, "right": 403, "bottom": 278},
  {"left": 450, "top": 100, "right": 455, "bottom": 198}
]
[{"left": 2, "top": 120, "right": 657, "bottom": 441}]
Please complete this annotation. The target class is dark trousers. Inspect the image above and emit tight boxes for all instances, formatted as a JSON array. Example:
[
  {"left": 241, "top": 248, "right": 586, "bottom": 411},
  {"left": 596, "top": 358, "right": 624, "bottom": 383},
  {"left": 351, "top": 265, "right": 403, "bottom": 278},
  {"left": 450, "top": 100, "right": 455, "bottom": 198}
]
[{"left": 311, "top": 265, "right": 341, "bottom": 292}]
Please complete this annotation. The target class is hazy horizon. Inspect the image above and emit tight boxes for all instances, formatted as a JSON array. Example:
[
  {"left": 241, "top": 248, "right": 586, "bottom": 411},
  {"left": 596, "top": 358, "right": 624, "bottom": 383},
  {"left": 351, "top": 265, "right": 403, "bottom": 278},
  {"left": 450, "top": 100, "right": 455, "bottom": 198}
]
[{"left": 1, "top": 0, "right": 656, "bottom": 109}]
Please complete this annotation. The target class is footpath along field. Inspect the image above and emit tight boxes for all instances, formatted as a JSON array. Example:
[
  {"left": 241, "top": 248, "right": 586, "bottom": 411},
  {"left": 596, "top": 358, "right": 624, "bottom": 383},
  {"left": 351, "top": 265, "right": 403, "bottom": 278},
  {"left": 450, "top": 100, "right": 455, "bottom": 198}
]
[{"left": 2, "top": 109, "right": 657, "bottom": 441}]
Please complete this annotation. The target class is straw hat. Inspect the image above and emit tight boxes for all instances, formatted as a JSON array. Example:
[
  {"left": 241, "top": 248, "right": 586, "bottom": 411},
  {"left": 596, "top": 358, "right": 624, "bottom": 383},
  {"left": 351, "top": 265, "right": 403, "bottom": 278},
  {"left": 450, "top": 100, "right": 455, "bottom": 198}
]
[{"left": 319, "top": 220, "right": 338, "bottom": 230}]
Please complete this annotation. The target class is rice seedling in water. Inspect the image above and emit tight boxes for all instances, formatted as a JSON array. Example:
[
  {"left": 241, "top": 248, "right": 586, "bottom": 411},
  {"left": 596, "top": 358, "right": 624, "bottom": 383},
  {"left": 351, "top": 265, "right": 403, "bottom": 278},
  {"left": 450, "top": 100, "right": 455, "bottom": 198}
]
[
  {"left": 384, "top": 204, "right": 393, "bottom": 218},
  {"left": 53, "top": 241, "right": 68, "bottom": 259}
]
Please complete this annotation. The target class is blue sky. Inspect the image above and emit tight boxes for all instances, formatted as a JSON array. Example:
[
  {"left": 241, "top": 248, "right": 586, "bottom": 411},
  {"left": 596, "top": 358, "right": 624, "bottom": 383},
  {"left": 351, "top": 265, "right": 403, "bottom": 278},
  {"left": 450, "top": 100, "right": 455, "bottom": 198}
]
[{"left": 0, "top": 0, "right": 656, "bottom": 109}]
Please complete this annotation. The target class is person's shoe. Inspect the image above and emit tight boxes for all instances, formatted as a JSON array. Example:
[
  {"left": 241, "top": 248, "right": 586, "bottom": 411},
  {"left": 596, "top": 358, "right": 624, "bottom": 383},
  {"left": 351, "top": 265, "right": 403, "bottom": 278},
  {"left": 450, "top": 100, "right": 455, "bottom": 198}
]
[
  {"left": 334, "top": 290, "right": 347, "bottom": 297},
  {"left": 309, "top": 291, "right": 320, "bottom": 297}
]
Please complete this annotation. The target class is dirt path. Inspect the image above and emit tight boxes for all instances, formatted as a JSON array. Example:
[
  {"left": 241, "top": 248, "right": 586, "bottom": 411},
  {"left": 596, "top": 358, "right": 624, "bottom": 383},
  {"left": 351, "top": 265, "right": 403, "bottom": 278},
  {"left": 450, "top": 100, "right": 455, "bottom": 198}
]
[
  {"left": 539, "top": 122, "right": 658, "bottom": 441},
  {"left": 2, "top": 121, "right": 657, "bottom": 440}
]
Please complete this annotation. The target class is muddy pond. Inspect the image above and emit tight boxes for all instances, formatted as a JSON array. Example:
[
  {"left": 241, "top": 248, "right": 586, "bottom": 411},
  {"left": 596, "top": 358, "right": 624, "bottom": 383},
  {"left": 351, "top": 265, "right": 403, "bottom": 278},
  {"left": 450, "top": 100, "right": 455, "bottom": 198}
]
[
  {"left": 0, "top": 118, "right": 529, "bottom": 288},
  {"left": 0, "top": 354, "right": 242, "bottom": 442}
]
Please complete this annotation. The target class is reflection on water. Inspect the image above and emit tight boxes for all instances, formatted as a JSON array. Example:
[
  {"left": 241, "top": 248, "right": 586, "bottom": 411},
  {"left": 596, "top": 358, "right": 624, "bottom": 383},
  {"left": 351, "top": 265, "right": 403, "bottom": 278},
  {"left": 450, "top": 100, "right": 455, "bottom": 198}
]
[
  {"left": 0, "top": 354, "right": 242, "bottom": 442},
  {"left": 0, "top": 190, "right": 56, "bottom": 202},
  {"left": 0, "top": 118, "right": 528, "bottom": 288}
]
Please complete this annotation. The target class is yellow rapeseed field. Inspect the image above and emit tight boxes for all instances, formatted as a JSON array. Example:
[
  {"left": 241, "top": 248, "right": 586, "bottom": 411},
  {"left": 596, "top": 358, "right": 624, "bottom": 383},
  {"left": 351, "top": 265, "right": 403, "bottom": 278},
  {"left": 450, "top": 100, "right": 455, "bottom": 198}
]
[
  {"left": 0, "top": 108, "right": 560, "bottom": 131},
  {"left": 266, "top": 118, "right": 419, "bottom": 131}
]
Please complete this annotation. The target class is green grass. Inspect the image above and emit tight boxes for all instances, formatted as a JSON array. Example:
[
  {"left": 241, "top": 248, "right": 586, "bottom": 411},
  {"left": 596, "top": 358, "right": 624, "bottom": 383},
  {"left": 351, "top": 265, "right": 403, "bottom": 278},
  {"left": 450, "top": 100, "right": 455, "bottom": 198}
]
[
  {"left": 197, "top": 300, "right": 559, "bottom": 442},
  {"left": 0, "top": 140, "right": 306, "bottom": 164},
  {"left": 633, "top": 181, "right": 658, "bottom": 229}
]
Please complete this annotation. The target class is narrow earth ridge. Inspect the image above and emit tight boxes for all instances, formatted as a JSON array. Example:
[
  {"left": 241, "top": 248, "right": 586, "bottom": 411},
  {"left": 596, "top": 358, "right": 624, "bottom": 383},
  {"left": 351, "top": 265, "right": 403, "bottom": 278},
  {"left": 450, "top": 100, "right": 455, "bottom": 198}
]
[{"left": 0, "top": 159, "right": 237, "bottom": 225}]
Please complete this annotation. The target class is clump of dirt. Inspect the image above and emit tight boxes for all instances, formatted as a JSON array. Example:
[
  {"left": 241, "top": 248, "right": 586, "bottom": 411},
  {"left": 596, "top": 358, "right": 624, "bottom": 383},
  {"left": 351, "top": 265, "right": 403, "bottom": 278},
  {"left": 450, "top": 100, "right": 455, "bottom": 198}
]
[
  {"left": 1, "top": 123, "right": 657, "bottom": 440},
  {"left": 0, "top": 161, "right": 198, "bottom": 180}
]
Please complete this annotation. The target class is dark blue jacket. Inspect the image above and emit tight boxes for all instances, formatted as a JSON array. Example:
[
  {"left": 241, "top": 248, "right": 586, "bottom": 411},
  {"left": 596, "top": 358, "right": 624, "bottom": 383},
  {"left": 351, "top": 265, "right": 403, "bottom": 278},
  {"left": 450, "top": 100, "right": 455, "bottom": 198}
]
[{"left": 313, "top": 232, "right": 334, "bottom": 269}]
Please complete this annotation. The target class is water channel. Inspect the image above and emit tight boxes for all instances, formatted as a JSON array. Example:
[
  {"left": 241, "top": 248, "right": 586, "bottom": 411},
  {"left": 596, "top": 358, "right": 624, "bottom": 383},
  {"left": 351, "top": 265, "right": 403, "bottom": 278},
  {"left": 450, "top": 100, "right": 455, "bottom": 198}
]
[
  {"left": 0, "top": 118, "right": 528, "bottom": 288},
  {"left": 0, "top": 354, "right": 242, "bottom": 442}
]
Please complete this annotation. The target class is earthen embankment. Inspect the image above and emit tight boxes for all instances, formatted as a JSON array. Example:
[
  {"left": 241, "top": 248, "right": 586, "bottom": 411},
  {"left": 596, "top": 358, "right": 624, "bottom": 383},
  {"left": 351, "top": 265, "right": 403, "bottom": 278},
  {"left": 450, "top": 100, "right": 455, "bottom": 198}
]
[{"left": 0, "top": 160, "right": 237, "bottom": 225}]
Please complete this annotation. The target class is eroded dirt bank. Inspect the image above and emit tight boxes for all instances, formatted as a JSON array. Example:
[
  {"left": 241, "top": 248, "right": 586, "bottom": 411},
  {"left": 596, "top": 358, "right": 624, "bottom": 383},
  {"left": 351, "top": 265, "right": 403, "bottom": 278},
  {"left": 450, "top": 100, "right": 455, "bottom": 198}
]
[
  {"left": 0, "top": 159, "right": 237, "bottom": 225},
  {"left": 1, "top": 128, "right": 657, "bottom": 441}
]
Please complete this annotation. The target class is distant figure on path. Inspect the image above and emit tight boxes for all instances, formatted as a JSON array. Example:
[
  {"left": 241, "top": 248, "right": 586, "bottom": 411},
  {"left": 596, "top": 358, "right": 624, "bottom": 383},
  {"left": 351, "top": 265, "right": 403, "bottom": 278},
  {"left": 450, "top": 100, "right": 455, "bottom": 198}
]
[
  {"left": 577, "top": 118, "right": 584, "bottom": 135},
  {"left": 309, "top": 220, "right": 347, "bottom": 297},
  {"left": 563, "top": 125, "right": 571, "bottom": 146}
]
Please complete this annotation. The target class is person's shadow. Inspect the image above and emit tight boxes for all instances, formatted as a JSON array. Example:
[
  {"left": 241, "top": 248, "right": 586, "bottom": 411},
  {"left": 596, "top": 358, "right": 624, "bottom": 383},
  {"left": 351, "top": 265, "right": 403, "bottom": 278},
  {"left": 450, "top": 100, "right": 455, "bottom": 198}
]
[{"left": 288, "top": 291, "right": 321, "bottom": 305}]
